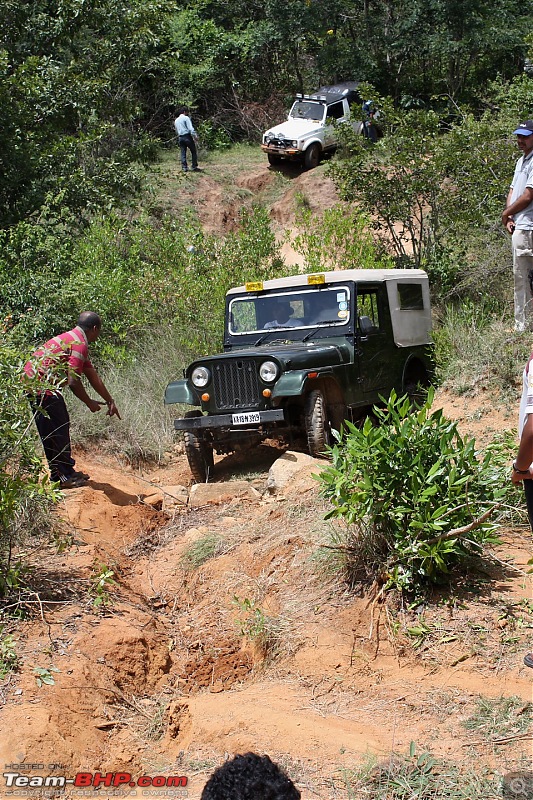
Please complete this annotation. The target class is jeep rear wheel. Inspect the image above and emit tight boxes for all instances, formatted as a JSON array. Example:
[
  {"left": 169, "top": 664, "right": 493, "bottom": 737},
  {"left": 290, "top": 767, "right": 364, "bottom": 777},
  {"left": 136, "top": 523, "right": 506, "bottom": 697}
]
[
  {"left": 183, "top": 411, "right": 214, "bottom": 483},
  {"left": 403, "top": 363, "right": 430, "bottom": 408},
  {"left": 304, "top": 390, "right": 330, "bottom": 457},
  {"left": 304, "top": 143, "right": 320, "bottom": 170}
]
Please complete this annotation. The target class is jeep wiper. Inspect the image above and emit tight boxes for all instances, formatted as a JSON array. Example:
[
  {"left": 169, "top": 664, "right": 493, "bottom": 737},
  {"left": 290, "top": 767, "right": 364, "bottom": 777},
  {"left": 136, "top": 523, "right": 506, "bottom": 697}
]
[{"left": 302, "top": 322, "right": 340, "bottom": 342}]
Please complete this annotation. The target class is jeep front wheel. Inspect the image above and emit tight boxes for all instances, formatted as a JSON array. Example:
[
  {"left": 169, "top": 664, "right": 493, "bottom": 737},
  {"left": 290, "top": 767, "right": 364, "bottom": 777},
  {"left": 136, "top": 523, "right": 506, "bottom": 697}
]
[
  {"left": 183, "top": 411, "right": 214, "bottom": 483},
  {"left": 304, "top": 390, "right": 330, "bottom": 457},
  {"left": 304, "top": 143, "right": 320, "bottom": 170},
  {"left": 267, "top": 153, "right": 282, "bottom": 166}
]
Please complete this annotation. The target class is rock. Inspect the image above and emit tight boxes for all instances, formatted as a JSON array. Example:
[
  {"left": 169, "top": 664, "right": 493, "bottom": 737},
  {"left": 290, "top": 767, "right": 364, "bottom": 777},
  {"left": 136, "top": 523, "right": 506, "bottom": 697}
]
[
  {"left": 189, "top": 481, "right": 261, "bottom": 508},
  {"left": 162, "top": 484, "right": 189, "bottom": 513},
  {"left": 266, "top": 450, "right": 324, "bottom": 494},
  {"left": 143, "top": 492, "right": 164, "bottom": 509}
]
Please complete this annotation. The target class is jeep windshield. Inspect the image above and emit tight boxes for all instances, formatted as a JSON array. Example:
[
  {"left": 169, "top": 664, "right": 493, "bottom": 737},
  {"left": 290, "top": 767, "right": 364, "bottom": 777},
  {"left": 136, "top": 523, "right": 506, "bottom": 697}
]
[
  {"left": 228, "top": 286, "right": 351, "bottom": 336},
  {"left": 289, "top": 101, "right": 325, "bottom": 122}
]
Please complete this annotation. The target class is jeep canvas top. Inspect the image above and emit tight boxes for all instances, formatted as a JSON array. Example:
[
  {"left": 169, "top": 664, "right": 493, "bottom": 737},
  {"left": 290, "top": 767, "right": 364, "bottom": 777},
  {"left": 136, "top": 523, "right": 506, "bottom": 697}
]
[{"left": 165, "top": 269, "right": 434, "bottom": 482}]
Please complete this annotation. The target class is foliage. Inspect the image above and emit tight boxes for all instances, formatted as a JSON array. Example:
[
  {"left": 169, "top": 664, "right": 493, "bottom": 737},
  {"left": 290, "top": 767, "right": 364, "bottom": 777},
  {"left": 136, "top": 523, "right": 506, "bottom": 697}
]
[
  {"left": 291, "top": 204, "right": 393, "bottom": 273},
  {"left": 342, "top": 742, "right": 498, "bottom": 799},
  {"left": 433, "top": 301, "right": 530, "bottom": 392},
  {"left": 0, "top": 0, "right": 176, "bottom": 229},
  {"left": 0, "top": 345, "right": 58, "bottom": 596},
  {"left": 232, "top": 595, "right": 283, "bottom": 657},
  {"left": 89, "top": 564, "right": 117, "bottom": 608},
  {"left": 0, "top": 630, "right": 19, "bottom": 678},
  {"left": 319, "top": 390, "right": 505, "bottom": 592},
  {"left": 33, "top": 665, "right": 59, "bottom": 687}
]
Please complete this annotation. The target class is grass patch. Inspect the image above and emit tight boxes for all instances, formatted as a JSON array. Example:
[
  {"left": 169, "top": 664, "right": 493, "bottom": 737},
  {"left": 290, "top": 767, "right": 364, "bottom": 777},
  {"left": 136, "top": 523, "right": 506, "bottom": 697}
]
[
  {"left": 69, "top": 328, "right": 185, "bottom": 464},
  {"left": 463, "top": 695, "right": 533, "bottom": 741},
  {"left": 342, "top": 746, "right": 499, "bottom": 799},
  {"left": 180, "top": 533, "right": 227, "bottom": 571}
]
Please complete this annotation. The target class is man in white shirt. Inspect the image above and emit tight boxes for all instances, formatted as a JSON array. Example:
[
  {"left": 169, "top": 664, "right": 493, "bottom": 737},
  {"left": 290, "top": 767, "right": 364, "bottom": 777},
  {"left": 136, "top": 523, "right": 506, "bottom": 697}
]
[
  {"left": 174, "top": 107, "right": 200, "bottom": 172},
  {"left": 502, "top": 120, "right": 533, "bottom": 332}
]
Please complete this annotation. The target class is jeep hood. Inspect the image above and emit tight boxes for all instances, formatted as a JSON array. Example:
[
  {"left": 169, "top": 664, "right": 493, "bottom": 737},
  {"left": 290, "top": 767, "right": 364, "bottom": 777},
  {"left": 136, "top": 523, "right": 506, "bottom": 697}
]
[
  {"left": 264, "top": 118, "right": 324, "bottom": 140},
  {"left": 190, "top": 342, "right": 350, "bottom": 372}
]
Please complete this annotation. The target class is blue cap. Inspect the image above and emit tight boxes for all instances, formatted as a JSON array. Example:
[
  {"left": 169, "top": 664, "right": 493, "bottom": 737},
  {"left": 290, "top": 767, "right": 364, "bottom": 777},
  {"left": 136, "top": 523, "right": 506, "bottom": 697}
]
[{"left": 512, "top": 120, "right": 533, "bottom": 135}]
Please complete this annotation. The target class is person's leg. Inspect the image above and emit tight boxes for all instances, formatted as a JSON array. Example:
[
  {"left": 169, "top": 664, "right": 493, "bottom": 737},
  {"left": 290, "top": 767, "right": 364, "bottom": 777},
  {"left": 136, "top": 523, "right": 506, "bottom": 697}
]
[
  {"left": 179, "top": 136, "right": 188, "bottom": 171},
  {"left": 33, "top": 394, "right": 75, "bottom": 481},
  {"left": 512, "top": 229, "right": 533, "bottom": 332},
  {"left": 189, "top": 136, "right": 198, "bottom": 169}
]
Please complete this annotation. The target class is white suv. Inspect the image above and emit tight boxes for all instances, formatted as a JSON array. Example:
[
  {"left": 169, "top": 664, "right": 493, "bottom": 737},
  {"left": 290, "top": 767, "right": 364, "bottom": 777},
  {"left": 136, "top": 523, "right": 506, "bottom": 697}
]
[{"left": 261, "top": 82, "right": 369, "bottom": 170}]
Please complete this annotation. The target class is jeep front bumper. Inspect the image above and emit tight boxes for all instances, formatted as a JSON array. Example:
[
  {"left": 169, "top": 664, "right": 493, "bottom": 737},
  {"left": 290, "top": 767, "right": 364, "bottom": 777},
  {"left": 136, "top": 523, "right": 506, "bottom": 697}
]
[
  {"left": 174, "top": 408, "right": 285, "bottom": 431},
  {"left": 261, "top": 144, "right": 301, "bottom": 159}
]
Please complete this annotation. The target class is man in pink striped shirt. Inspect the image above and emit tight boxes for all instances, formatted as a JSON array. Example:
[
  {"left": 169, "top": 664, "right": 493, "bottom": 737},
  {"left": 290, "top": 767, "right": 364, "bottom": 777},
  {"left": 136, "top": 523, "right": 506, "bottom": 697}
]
[{"left": 25, "top": 311, "right": 120, "bottom": 489}]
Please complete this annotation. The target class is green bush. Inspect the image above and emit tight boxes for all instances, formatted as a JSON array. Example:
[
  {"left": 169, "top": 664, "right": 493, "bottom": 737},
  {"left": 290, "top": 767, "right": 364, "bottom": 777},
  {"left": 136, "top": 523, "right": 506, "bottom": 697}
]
[
  {"left": 0, "top": 345, "right": 58, "bottom": 596},
  {"left": 319, "top": 390, "right": 505, "bottom": 593}
]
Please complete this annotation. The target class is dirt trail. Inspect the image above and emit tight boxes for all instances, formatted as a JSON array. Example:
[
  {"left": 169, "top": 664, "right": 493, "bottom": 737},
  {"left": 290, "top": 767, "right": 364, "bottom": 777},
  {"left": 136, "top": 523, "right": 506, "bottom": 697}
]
[
  {"left": 1, "top": 389, "right": 533, "bottom": 799},
  {"left": 2, "top": 159, "right": 533, "bottom": 799}
]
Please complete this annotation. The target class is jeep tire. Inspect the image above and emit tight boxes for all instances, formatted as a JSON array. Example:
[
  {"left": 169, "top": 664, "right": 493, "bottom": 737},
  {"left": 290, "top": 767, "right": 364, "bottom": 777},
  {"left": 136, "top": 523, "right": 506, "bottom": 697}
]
[
  {"left": 183, "top": 411, "right": 214, "bottom": 483},
  {"left": 304, "top": 143, "right": 320, "bottom": 170},
  {"left": 304, "top": 389, "right": 330, "bottom": 456},
  {"left": 267, "top": 153, "right": 282, "bottom": 166}
]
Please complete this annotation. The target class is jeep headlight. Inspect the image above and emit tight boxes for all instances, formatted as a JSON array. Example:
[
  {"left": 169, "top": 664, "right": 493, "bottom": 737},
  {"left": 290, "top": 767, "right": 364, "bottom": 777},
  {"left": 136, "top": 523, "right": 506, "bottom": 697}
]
[
  {"left": 291, "top": 140, "right": 298, "bottom": 147},
  {"left": 259, "top": 361, "right": 279, "bottom": 383},
  {"left": 191, "top": 366, "right": 210, "bottom": 388}
]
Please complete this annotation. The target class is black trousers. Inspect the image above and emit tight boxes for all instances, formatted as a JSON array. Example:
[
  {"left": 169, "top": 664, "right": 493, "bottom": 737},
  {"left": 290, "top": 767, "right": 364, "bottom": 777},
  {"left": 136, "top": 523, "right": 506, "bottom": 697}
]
[
  {"left": 31, "top": 394, "right": 75, "bottom": 481},
  {"left": 179, "top": 134, "right": 198, "bottom": 170}
]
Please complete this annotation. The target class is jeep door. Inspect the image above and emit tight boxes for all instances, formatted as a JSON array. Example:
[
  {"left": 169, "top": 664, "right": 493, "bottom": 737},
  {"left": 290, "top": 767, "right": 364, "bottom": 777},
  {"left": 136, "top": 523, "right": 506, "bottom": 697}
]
[
  {"left": 324, "top": 100, "right": 348, "bottom": 148},
  {"left": 352, "top": 286, "right": 397, "bottom": 402}
]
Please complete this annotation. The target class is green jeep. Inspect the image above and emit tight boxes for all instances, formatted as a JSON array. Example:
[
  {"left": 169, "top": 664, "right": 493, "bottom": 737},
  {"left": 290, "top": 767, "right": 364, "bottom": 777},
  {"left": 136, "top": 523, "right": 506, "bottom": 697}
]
[{"left": 165, "top": 269, "right": 434, "bottom": 482}]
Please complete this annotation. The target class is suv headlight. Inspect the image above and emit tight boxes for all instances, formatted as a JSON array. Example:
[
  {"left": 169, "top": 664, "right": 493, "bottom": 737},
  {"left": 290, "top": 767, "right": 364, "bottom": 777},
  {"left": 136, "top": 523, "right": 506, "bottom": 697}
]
[
  {"left": 291, "top": 140, "right": 298, "bottom": 147},
  {"left": 259, "top": 361, "right": 279, "bottom": 383},
  {"left": 191, "top": 366, "right": 210, "bottom": 388}
]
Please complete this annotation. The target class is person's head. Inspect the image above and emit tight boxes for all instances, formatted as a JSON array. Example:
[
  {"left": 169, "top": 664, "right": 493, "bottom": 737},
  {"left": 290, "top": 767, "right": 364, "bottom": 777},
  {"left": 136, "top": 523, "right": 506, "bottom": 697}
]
[
  {"left": 77, "top": 311, "right": 102, "bottom": 342},
  {"left": 200, "top": 753, "right": 300, "bottom": 800},
  {"left": 512, "top": 120, "right": 533, "bottom": 157},
  {"left": 177, "top": 106, "right": 188, "bottom": 117},
  {"left": 273, "top": 300, "right": 293, "bottom": 324}
]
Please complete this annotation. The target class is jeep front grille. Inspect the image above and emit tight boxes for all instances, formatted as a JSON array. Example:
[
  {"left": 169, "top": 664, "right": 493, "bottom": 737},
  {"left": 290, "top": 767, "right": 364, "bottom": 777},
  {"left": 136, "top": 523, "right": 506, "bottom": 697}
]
[
  {"left": 213, "top": 360, "right": 261, "bottom": 410},
  {"left": 266, "top": 136, "right": 290, "bottom": 148}
]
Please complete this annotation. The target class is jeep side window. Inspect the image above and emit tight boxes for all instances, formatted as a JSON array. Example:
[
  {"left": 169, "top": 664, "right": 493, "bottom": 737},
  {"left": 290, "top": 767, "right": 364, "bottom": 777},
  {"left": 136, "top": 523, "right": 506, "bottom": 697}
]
[
  {"left": 326, "top": 101, "right": 345, "bottom": 121},
  {"left": 357, "top": 292, "right": 380, "bottom": 334}
]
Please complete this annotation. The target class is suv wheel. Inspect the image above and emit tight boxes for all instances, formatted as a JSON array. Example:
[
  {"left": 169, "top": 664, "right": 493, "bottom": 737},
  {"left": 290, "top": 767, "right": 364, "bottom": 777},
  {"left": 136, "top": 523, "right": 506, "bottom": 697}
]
[
  {"left": 304, "top": 390, "right": 330, "bottom": 456},
  {"left": 267, "top": 154, "right": 282, "bottom": 166},
  {"left": 183, "top": 411, "right": 214, "bottom": 483},
  {"left": 304, "top": 143, "right": 320, "bottom": 170}
]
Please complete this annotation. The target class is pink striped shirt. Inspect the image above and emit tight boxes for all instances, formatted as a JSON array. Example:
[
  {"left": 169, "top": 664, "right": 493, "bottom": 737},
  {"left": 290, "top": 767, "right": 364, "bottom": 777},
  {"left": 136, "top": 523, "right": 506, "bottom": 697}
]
[{"left": 25, "top": 326, "right": 93, "bottom": 392}]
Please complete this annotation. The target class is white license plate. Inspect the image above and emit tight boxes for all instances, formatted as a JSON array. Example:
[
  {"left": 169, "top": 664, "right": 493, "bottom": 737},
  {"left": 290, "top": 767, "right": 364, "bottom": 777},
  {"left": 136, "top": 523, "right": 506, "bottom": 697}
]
[{"left": 232, "top": 412, "right": 261, "bottom": 425}]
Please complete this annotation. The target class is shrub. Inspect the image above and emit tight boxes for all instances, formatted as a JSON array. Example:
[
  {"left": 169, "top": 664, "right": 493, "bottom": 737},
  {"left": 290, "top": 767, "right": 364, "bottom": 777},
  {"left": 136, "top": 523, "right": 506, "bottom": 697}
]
[
  {"left": 318, "top": 390, "right": 505, "bottom": 593},
  {"left": 0, "top": 345, "right": 58, "bottom": 596}
]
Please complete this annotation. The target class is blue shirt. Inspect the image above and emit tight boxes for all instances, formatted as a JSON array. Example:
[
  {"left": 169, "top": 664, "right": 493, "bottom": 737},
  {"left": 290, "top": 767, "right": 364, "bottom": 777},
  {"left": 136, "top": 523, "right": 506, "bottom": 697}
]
[{"left": 174, "top": 114, "right": 196, "bottom": 137}]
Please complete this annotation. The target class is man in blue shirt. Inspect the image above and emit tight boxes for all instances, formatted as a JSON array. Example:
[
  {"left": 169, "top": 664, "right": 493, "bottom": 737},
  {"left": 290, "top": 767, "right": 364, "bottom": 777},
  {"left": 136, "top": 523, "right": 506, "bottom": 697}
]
[{"left": 174, "top": 107, "right": 200, "bottom": 172}]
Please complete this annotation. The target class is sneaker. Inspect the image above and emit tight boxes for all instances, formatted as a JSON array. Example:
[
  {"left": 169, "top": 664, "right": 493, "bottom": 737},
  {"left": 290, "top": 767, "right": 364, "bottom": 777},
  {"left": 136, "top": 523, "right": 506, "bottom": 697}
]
[
  {"left": 72, "top": 469, "right": 90, "bottom": 480},
  {"left": 191, "top": 167, "right": 202, "bottom": 172},
  {"left": 59, "top": 475, "right": 88, "bottom": 489},
  {"left": 524, "top": 653, "right": 533, "bottom": 668}
]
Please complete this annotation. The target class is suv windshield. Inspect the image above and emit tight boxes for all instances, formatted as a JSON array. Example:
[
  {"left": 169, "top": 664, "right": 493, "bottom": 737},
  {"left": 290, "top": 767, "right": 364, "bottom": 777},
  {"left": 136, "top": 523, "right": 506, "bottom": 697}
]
[
  {"left": 228, "top": 287, "right": 351, "bottom": 335},
  {"left": 289, "top": 101, "right": 325, "bottom": 122}
]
